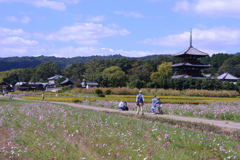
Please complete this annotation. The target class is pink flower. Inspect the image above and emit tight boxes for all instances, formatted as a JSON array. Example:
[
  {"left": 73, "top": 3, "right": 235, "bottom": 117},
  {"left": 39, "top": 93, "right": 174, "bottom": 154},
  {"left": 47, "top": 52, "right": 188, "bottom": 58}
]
[
  {"left": 165, "top": 134, "right": 168, "bottom": 139},
  {"left": 144, "top": 136, "right": 147, "bottom": 139}
]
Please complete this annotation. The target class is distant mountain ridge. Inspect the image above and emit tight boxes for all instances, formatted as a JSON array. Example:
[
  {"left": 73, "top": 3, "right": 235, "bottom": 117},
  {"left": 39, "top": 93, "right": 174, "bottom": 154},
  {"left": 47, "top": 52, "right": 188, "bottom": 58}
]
[{"left": 0, "top": 54, "right": 163, "bottom": 72}]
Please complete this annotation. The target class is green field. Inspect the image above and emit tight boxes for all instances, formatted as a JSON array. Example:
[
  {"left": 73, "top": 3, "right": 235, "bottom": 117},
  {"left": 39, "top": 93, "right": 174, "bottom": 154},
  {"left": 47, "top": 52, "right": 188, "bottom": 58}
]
[{"left": 0, "top": 100, "right": 239, "bottom": 159}]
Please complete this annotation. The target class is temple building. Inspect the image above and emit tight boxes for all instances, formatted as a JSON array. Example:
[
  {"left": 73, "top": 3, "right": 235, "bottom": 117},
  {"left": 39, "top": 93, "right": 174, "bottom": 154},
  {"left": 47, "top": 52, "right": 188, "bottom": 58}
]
[
  {"left": 172, "top": 31, "right": 211, "bottom": 79},
  {"left": 217, "top": 72, "right": 240, "bottom": 84}
]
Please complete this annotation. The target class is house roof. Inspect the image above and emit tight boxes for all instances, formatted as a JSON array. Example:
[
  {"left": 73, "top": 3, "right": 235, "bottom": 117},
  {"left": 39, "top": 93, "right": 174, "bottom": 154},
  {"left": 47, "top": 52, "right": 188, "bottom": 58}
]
[
  {"left": 172, "top": 75, "right": 205, "bottom": 79},
  {"left": 173, "top": 46, "right": 209, "bottom": 57},
  {"left": 217, "top": 72, "right": 240, "bottom": 80},
  {"left": 60, "top": 78, "right": 74, "bottom": 85},
  {"left": 81, "top": 82, "right": 98, "bottom": 87},
  {"left": 47, "top": 75, "right": 63, "bottom": 80},
  {"left": 0, "top": 82, "right": 10, "bottom": 87},
  {"left": 172, "top": 63, "right": 211, "bottom": 68},
  {"left": 29, "top": 82, "right": 48, "bottom": 86},
  {"left": 15, "top": 82, "right": 26, "bottom": 86},
  {"left": 86, "top": 82, "right": 98, "bottom": 85}
]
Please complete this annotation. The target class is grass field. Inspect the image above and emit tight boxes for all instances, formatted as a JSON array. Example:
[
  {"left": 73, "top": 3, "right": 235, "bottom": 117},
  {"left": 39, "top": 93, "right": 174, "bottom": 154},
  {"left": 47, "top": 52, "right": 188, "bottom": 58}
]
[{"left": 0, "top": 100, "right": 239, "bottom": 159}]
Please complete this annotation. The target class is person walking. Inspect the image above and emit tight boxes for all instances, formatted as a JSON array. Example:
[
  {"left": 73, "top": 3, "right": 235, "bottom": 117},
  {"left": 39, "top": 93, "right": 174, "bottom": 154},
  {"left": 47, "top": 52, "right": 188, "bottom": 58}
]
[
  {"left": 2, "top": 90, "right": 5, "bottom": 96},
  {"left": 42, "top": 92, "right": 44, "bottom": 101},
  {"left": 136, "top": 91, "right": 144, "bottom": 115}
]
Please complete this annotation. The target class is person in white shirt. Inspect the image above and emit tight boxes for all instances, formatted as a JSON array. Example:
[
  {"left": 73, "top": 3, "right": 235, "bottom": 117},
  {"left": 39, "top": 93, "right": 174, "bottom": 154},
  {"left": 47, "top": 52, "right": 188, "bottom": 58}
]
[{"left": 118, "top": 100, "right": 124, "bottom": 111}]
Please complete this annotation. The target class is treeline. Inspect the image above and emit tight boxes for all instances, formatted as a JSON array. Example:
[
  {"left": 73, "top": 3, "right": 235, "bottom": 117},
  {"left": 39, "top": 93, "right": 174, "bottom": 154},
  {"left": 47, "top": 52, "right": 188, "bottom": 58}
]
[
  {"left": 0, "top": 53, "right": 240, "bottom": 91},
  {"left": 0, "top": 54, "right": 160, "bottom": 72}
]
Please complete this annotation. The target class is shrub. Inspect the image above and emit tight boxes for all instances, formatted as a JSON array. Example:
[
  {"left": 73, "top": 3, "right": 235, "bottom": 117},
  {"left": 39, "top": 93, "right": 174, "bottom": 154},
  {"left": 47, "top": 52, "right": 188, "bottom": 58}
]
[
  {"left": 95, "top": 89, "right": 103, "bottom": 95},
  {"left": 105, "top": 90, "right": 111, "bottom": 95},
  {"left": 98, "top": 94, "right": 105, "bottom": 97},
  {"left": 57, "top": 86, "right": 69, "bottom": 93}
]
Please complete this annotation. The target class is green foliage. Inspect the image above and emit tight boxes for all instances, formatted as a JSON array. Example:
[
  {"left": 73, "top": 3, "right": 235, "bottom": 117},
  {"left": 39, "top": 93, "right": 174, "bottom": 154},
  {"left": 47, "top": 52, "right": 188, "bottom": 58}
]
[
  {"left": 57, "top": 86, "right": 69, "bottom": 93},
  {"left": 150, "top": 62, "right": 173, "bottom": 80},
  {"left": 35, "top": 61, "right": 61, "bottom": 82},
  {"left": 95, "top": 89, "right": 103, "bottom": 95},
  {"left": 105, "top": 89, "right": 111, "bottom": 95},
  {"left": 101, "top": 66, "right": 128, "bottom": 87},
  {"left": 218, "top": 54, "right": 240, "bottom": 77}
]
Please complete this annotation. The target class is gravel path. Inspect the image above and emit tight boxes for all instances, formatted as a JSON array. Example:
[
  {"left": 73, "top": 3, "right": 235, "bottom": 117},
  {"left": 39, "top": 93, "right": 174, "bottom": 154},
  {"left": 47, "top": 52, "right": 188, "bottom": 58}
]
[{"left": 51, "top": 101, "right": 240, "bottom": 130}]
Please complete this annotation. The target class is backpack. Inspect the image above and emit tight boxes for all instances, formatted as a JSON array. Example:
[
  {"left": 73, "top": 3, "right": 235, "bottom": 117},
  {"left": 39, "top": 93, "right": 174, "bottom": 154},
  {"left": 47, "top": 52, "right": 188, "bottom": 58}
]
[
  {"left": 137, "top": 94, "right": 143, "bottom": 103},
  {"left": 123, "top": 102, "right": 129, "bottom": 111},
  {"left": 155, "top": 104, "right": 163, "bottom": 114}
]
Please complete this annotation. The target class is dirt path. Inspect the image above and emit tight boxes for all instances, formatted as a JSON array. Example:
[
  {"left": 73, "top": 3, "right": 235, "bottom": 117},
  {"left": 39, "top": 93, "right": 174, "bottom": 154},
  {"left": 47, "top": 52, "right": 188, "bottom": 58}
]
[{"left": 51, "top": 101, "right": 240, "bottom": 130}]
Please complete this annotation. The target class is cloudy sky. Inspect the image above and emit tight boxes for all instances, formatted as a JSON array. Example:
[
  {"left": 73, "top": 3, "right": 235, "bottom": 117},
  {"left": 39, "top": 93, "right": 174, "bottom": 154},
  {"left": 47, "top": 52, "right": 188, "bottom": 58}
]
[{"left": 0, "top": 0, "right": 240, "bottom": 58}]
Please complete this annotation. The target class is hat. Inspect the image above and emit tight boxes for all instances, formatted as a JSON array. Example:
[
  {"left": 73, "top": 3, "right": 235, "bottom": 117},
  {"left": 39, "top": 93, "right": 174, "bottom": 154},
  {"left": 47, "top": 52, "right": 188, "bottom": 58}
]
[
  {"left": 156, "top": 97, "right": 160, "bottom": 100},
  {"left": 139, "top": 90, "right": 142, "bottom": 93}
]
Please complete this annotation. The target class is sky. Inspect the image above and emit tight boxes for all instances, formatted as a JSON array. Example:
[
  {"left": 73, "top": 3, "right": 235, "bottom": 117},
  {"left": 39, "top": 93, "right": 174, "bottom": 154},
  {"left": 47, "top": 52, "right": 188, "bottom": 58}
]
[{"left": 0, "top": 0, "right": 240, "bottom": 58}]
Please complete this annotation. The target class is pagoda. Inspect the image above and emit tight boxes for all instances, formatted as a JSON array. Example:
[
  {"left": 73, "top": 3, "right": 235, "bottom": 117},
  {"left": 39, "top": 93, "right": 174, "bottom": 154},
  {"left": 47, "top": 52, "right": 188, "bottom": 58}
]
[{"left": 172, "top": 31, "right": 211, "bottom": 79}]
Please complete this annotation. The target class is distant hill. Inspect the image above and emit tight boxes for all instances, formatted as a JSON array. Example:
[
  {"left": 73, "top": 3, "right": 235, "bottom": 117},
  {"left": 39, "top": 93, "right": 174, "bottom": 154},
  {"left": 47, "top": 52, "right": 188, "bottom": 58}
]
[{"left": 0, "top": 54, "right": 163, "bottom": 72}]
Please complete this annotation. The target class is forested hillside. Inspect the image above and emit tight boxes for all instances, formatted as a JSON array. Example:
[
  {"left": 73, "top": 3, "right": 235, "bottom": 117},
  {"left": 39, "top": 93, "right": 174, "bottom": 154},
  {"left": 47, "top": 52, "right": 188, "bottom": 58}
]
[
  {"left": 0, "top": 54, "right": 160, "bottom": 72},
  {"left": 0, "top": 53, "right": 239, "bottom": 91}
]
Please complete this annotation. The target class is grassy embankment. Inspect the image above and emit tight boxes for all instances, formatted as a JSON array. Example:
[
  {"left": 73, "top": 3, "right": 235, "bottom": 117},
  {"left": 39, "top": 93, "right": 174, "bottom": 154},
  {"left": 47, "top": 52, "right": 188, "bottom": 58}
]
[{"left": 0, "top": 100, "right": 239, "bottom": 159}]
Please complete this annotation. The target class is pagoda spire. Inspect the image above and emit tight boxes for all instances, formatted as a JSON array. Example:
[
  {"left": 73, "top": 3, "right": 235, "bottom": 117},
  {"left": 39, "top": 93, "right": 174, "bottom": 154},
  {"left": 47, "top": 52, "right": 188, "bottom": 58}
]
[{"left": 190, "top": 29, "right": 192, "bottom": 47}]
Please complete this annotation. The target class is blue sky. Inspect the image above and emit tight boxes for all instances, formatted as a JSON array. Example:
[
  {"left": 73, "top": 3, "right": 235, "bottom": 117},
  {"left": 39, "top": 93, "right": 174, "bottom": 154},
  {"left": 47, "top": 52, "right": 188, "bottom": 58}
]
[{"left": 0, "top": 0, "right": 240, "bottom": 58}]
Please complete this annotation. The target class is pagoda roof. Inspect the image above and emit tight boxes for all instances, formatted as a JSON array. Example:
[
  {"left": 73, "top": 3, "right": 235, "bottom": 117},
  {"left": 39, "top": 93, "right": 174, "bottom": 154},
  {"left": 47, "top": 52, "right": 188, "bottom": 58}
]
[
  {"left": 172, "top": 63, "right": 211, "bottom": 68},
  {"left": 217, "top": 72, "right": 240, "bottom": 80},
  {"left": 173, "top": 46, "right": 209, "bottom": 57}
]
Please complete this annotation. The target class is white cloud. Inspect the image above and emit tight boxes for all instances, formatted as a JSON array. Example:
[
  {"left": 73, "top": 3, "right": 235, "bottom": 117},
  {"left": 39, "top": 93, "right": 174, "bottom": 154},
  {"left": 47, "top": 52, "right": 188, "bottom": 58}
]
[
  {"left": 7, "top": 16, "right": 31, "bottom": 24},
  {"left": 0, "top": 27, "right": 30, "bottom": 38},
  {"left": 48, "top": 46, "right": 170, "bottom": 58},
  {"left": 36, "top": 23, "right": 130, "bottom": 45},
  {"left": 174, "top": 0, "right": 240, "bottom": 18},
  {"left": 114, "top": 11, "right": 144, "bottom": 18},
  {"left": 140, "top": 27, "right": 240, "bottom": 52},
  {"left": 0, "top": 27, "right": 41, "bottom": 57},
  {"left": 86, "top": 15, "right": 105, "bottom": 22},
  {"left": 0, "top": 0, "right": 69, "bottom": 11}
]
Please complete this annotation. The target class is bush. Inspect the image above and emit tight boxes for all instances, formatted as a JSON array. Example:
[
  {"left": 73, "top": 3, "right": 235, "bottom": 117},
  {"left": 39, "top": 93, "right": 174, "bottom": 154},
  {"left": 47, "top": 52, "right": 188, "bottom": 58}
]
[
  {"left": 98, "top": 94, "right": 105, "bottom": 97},
  {"left": 95, "top": 89, "right": 103, "bottom": 95},
  {"left": 105, "top": 90, "right": 111, "bottom": 95},
  {"left": 57, "top": 86, "right": 69, "bottom": 93}
]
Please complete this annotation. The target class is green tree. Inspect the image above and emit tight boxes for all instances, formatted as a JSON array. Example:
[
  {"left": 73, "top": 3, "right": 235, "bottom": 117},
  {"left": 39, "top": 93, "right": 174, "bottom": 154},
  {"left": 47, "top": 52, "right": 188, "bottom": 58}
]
[
  {"left": 35, "top": 61, "right": 61, "bottom": 81},
  {"left": 102, "top": 66, "right": 128, "bottom": 87},
  {"left": 150, "top": 62, "right": 173, "bottom": 80}
]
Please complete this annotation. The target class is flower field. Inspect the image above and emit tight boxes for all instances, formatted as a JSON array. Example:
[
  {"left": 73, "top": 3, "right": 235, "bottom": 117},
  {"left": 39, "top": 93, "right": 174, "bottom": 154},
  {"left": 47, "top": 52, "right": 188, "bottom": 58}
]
[
  {"left": 84, "top": 101, "right": 240, "bottom": 122},
  {"left": 0, "top": 101, "right": 239, "bottom": 159}
]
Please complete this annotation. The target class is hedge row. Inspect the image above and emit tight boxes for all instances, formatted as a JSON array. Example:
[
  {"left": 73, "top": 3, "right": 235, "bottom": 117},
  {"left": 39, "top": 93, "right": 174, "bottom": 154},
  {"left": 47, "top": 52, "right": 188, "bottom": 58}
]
[
  {"left": 11, "top": 92, "right": 72, "bottom": 96},
  {"left": 22, "top": 96, "right": 209, "bottom": 104},
  {"left": 105, "top": 95, "right": 240, "bottom": 102},
  {"left": 22, "top": 96, "right": 84, "bottom": 102}
]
